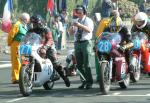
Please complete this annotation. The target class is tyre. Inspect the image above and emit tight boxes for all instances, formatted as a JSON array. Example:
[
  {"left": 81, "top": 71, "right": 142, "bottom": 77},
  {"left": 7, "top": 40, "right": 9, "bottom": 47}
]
[
  {"left": 119, "top": 73, "right": 130, "bottom": 89},
  {"left": 43, "top": 80, "right": 54, "bottom": 90},
  {"left": 19, "top": 65, "right": 33, "bottom": 96},
  {"left": 130, "top": 65, "right": 141, "bottom": 82},
  {"left": 99, "top": 62, "right": 111, "bottom": 95},
  {"left": 130, "top": 57, "right": 141, "bottom": 82}
]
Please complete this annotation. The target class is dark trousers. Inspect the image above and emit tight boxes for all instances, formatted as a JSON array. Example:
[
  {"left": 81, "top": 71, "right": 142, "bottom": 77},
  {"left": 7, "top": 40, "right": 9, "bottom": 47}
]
[{"left": 74, "top": 40, "right": 93, "bottom": 85}]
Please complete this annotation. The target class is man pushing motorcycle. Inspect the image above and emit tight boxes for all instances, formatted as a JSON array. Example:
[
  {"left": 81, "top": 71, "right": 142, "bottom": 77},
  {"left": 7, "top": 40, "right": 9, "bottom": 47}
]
[{"left": 28, "top": 15, "right": 70, "bottom": 87}]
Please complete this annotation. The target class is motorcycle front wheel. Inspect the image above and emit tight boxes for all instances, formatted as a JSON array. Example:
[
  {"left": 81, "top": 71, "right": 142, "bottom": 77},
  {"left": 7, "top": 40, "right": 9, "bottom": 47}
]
[
  {"left": 99, "top": 62, "right": 111, "bottom": 95},
  {"left": 130, "top": 57, "right": 141, "bottom": 82},
  {"left": 119, "top": 73, "right": 130, "bottom": 89},
  {"left": 43, "top": 80, "right": 54, "bottom": 90},
  {"left": 130, "top": 65, "right": 141, "bottom": 82},
  {"left": 19, "top": 65, "right": 33, "bottom": 96}
]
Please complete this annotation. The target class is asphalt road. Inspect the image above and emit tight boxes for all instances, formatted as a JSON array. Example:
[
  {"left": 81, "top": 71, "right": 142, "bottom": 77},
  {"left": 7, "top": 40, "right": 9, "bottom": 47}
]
[{"left": 1, "top": 53, "right": 150, "bottom": 103}]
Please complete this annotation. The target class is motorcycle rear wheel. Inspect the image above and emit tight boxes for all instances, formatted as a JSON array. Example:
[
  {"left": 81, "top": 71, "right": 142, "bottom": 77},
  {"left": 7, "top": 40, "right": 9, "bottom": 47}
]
[
  {"left": 99, "top": 62, "right": 111, "bottom": 95},
  {"left": 19, "top": 65, "right": 33, "bottom": 96}
]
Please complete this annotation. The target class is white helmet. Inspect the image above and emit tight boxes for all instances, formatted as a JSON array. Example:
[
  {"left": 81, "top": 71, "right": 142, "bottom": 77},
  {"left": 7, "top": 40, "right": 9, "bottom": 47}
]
[{"left": 134, "top": 12, "right": 148, "bottom": 29}]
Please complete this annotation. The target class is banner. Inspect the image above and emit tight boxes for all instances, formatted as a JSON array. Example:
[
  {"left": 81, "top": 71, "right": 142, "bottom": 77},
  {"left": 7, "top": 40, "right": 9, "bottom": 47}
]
[{"left": 1, "top": 0, "right": 13, "bottom": 33}]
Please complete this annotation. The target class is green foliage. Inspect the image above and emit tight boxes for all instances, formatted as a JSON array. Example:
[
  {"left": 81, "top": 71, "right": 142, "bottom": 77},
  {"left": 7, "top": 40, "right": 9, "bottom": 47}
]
[{"left": 118, "top": 0, "right": 138, "bottom": 19}]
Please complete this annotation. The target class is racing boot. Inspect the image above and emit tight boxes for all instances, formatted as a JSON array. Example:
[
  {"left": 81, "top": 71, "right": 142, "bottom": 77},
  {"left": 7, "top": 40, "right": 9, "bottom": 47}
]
[{"left": 55, "top": 65, "right": 70, "bottom": 87}]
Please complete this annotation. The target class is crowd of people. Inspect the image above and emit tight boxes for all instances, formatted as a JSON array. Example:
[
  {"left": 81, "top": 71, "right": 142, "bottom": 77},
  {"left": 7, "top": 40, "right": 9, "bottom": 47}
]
[{"left": 5, "top": 0, "right": 150, "bottom": 91}]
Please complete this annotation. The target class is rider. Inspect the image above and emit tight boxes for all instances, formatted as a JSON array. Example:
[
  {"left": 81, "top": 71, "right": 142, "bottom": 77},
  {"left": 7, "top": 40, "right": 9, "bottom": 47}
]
[
  {"left": 131, "top": 12, "right": 150, "bottom": 72},
  {"left": 131, "top": 12, "right": 150, "bottom": 37},
  {"left": 103, "top": 10, "right": 133, "bottom": 68},
  {"left": 94, "top": 10, "right": 133, "bottom": 81},
  {"left": 28, "top": 14, "right": 70, "bottom": 87}
]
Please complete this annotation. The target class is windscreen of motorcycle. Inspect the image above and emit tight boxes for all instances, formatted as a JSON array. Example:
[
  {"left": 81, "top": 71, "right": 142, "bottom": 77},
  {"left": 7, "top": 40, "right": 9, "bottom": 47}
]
[
  {"left": 131, "top": 32, "right": 148, "bottom": 50},
  {"left": 19, "top": 33, "right": 42, "bottom": 55},
  {"left": 97, "top": 32, "right": 121, "bottom": 53},
  {"left": 21, "top": 32, "right": 42, "bottom": 46}
]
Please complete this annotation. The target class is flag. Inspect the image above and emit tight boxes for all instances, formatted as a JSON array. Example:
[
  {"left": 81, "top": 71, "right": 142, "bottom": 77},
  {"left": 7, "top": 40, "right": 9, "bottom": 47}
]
[
  {"left": 82, "top": 0, "right": 88, "bottom": 9},
  {"left": 47, "top": 0, "right": 54, "bottom": 15},
  {"left": 2, "top": 0, "right": 13, "bottom": 33}
]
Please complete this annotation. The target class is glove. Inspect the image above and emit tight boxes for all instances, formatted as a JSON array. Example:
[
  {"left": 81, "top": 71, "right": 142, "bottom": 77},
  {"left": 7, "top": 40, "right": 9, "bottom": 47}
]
[{"left": 118, "top": 46, "right": 126, "bottom": 53}]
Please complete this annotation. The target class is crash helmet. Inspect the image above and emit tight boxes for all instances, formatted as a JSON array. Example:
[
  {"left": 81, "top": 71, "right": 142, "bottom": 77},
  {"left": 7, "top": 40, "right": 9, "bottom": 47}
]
[
  {"left": 134, "top": 12, "right": 148, "bottom": 29},
  {"left": 109, "top": 16, "right": 124, "bottom": 32},
  {"left": 30, "top": 14, "right": 45, "bottom": 28}
]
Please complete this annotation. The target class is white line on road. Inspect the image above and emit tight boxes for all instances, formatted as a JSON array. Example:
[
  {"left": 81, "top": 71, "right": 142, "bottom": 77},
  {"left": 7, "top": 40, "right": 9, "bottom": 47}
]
[
  {"left": 0, "top": 61, "right": 11, "bottom": 63},
  {"left": 6, "top": 97, "right": 27, "bottom": 103},
  {"left": 103, "top": 94, "right": 150, "bottom": 97},
  {"left": 0, "top": 63, "right": 11, "bottom": 68},
  {"left": 112, "top": 92, "right": 121, "bottom": 95},
  {"left": 146, "top": 93, "right": 150, "bottom": 96}
]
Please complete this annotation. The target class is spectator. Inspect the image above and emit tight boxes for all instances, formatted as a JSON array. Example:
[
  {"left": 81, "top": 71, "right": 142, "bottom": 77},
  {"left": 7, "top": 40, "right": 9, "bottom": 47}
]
[
  {"left": 60, "top": 9, "right": 70, "bottom": 41},
  {"left": 7, "top": 12, "right": 30, "bottom": 84},
  {"left": 139, "top": 0, "right": 147, "bottom": 12},
  {"left": 52, "top": 20, "right": 59, "bottom": 50},
  {"left": 53, "top": 15, "right": 64, "bottom": 50},
  {"left": 101, "top": 0, "right": 112, "bottom": 18}
]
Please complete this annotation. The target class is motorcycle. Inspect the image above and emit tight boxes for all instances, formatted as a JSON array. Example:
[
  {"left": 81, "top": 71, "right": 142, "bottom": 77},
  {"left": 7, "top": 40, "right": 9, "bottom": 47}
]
[
  {"left": 64, "top": 49, "right": 77, "bottom": 76},
  {"left": 19, "top": 33, "right": 57, "bottom": 96},
  {"left": 129, "top": 32, "right": 148, "bottom": 82},
  {"left": 96, "top": 32, "right": 130, "bottom": 95}
]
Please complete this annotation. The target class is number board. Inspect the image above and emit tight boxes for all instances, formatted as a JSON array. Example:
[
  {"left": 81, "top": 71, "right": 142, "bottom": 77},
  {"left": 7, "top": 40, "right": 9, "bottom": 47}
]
[{"left": 97, "top": 40, "right": 112, "bottom": 53}]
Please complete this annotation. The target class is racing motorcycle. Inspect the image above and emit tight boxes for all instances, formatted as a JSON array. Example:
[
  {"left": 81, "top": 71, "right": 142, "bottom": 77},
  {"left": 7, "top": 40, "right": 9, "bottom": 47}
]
[
  {"left": 19, "top": 33, "right": 57, "bottom": 96},
  {"left": 129, "top": 32, "right": 148, "bottom": 82},
  {"left": 96, "top": 32, "right": 130, "bottom": 95}
]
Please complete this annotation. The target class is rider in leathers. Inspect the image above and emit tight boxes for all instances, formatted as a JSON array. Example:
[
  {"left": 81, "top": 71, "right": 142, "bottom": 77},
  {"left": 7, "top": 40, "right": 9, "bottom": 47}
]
[
  {"left": 103, "top": 10, "right": 133, "bottom": 69},
  {"left": 131, "top": 12, "right": 150, "bottom": 72},
  {"left": 28, "top": 15, "right": 70, "bottom": 87}
]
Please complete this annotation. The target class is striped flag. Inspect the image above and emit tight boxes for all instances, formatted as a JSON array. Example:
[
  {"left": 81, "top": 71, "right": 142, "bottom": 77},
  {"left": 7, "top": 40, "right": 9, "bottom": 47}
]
[{"left": 2, "top": 0, "right": 13, "bottom": 33}]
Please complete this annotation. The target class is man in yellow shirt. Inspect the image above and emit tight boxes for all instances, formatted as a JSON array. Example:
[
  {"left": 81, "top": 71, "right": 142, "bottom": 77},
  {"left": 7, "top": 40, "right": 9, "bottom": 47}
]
[{"left": 7, "top": 13, "right": 30, "bottom": 84}]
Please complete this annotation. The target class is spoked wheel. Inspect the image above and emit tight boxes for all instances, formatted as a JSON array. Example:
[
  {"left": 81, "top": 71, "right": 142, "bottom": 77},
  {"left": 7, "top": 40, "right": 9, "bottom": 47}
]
[
  {"left": 43, "top": 80, "right": 54, "bottom": 90},
  {"left": 99, "top": 62, "right": 111, "bottom": 95},
  {"left": 130, "top": 65, "right": 141, "bottom": 82},
  {"left": 119, "top": 73, "right": 130, "bottom": 89},
  {"left": 19, "top": 65, "right": 33, "bottom": 96}
]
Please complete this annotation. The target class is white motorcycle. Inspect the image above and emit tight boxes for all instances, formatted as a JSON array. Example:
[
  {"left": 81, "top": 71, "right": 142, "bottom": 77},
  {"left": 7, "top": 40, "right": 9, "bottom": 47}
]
[{"left": 19, "top": 33, "right": 57, "bottom": 96}]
